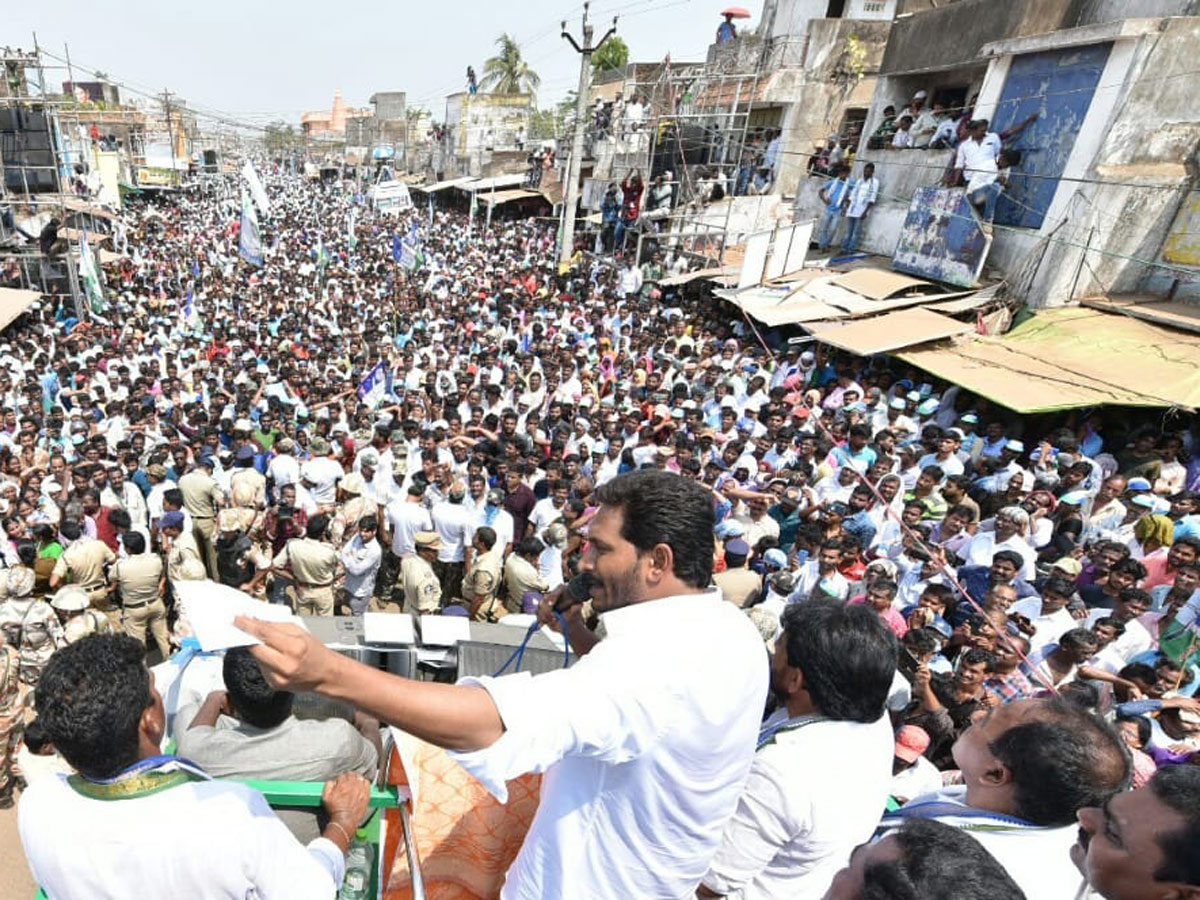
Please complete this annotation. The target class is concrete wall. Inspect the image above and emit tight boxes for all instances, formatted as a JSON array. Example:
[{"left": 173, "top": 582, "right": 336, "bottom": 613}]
[
  {"left": 1074, "top": 0, "right": 1200, "bottom": 24},
  {"left": 444, "top": 92, "right": 532, "bottom": 157},
  {"left": 371, "top": 92, "right": 406, "bottom": 121},
  {"left": 802, "top": 14, "right": 1200, "bottom": 305},
  {"left": 771, "top": 17, "right": 892, "bottom": 197},
  {"left": 881, "top": 0, "right": 1076, "bottom": 73},
  {"left": 1032, "top": 16, "right": 1200, "bottom": 302},
  {"left": 768, "top": 0, "right": 828, "bottom": 39}
]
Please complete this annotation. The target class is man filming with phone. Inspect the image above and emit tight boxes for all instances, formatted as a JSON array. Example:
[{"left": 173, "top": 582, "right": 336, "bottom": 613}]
[{"left": 236, "top": 469, "right": 768, "bottom": 900}]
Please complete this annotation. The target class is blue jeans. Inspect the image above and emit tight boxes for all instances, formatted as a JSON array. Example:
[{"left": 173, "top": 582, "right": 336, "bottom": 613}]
[
  {"left": 817, "top": 208, "right": 842, "bottom": 249},
  {"left": 970, "top": 182, "right": 1003, "bottom": 222},
  {"left": 841, "top": 215, "right": 866, "bottom": 252},
  {"left": 614, "top": 216, "right": 633, "bottom": 252}
]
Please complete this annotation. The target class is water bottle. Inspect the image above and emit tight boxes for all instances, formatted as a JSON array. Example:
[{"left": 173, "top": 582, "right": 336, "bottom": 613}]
[{"left": 339, "top": 829, "right": 373, "bottom": 900}]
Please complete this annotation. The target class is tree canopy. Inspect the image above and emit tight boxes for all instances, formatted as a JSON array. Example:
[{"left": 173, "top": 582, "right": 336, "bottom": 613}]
[
  {"left": 480, "top": 34, "right": 541, "bottom": 96},
  {"left": 592, "top": 36, "right": 629, "bottom": 73}
]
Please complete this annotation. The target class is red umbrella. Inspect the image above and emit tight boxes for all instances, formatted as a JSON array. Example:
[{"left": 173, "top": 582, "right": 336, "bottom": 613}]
[{"left": 721, "top": 6, "right": 752, "bottom": 18}]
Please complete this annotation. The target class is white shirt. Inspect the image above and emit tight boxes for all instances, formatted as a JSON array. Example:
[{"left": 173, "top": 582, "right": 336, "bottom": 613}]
[
  {"left": 20, "top": 770, "right": 343, "bottom": 899},
  {"left": 267, "top": 453, "right": 300, "bottom": 491},
  {"left": 538, "top": 545, "right": 564, "bottom": 592},
  {"left": 471, "top": 504, "right": 515, "bottom": 553},
  {"left": 916, "top": 452, "right": 964, "bottom": 479},
  {"left": 430, "top": 501, "right": 472, "bottom": 563},
  {"left": 889, "top": 755, "right": 944, "bottom": 805},
  {"left": 339, "top": 533, "right": 382, "bottom": 600},
  {"left": 300, "top": 456, "right": 343, "bottom": 504},
  {"left": 845, "top": 177, "right": 879, "bottom": 218},
  {"left": 528, "top": 497, "right": 564, "bottom": 541},
  {"left": 385, "top": 500, "right": 432, "bottom": 556},
  {"left": 1084, "top": 610, "right": 1154, "bottom": 662},
  {"left": 960, "top": 531, "right": 1037, "bottom": 581},
  {"left": 888, "top": 787, "right": 1086, "bottom": 900},
  {"left": 955, "top": 137, "right": 993, "bottom": 194},
  {"left": 450, "top": 591, "right": 767, "bottom": 900},
  {"left": 702, "top": 714, "right": 893, "bottom": 899},
  {"left": 1009, "top": 597, "right": 1076, "bottom": 652},
  {"left": 787, "top": 561, "right": 850, "bottom": 604}
]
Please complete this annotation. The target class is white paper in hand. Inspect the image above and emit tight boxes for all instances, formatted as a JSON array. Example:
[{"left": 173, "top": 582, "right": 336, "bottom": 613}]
[{"left": 176, "top": 580, "right": 303, "bottom": 652}]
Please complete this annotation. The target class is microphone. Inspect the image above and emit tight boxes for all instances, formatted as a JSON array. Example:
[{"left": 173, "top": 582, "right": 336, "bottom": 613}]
[{"left": 555, "top": 572, "right": 595, "bottom": 612}]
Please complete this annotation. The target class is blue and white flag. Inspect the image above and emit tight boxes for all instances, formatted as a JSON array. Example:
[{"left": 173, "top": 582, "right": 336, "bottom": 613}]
[
  {"left": 181, "top": 287, "right": 198, "bottom": 327},
  {"left": 347, "top": 207, "right": 358, "bottom": 252},
  {"left": 391, "top": 232, "right": 403, "bottom": 263},
  {"left": 357, "top": 361, "right": 389, "bottom": 407},
  {"left": 239, "top": 192, "right": 264, "bottom": 268},
  {"left": 399, "top": 221, "right": 424, "bottom": 271},
  {"left": 241, "top": 160, "right": 271, "bottom": 215}
]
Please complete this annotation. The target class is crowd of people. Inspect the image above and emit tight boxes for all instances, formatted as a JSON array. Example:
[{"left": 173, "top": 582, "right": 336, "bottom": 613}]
[{"left": 1, "top": 160, "right": 1199, "bottom": 899}]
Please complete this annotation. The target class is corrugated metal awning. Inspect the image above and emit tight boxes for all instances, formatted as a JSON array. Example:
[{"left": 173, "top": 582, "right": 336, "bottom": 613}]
[
  {"left": 414, "top": 177, "right": 476, "bottom": 193},
  {"left": 896, "top": 307, "right": 1200, "bottom": 412},
  {"left": 459, "top": 173, "right": 527, "bottom": 192},
  {"left": 483, "top": 189, "right": 546, "bottom": 206},
  {"left": 0, "top": 287, "right": 43, "bottom": 333}
]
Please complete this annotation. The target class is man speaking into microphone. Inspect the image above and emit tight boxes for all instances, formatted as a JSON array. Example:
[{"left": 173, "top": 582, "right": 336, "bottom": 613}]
[{"left": 237, "top": 469, "right": 767, "bottom": 899}]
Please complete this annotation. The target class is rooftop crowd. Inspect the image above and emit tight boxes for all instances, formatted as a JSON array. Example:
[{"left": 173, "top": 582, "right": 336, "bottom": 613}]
[{"left": 1, "top": 162, "right": 1198, "bottom": 899}]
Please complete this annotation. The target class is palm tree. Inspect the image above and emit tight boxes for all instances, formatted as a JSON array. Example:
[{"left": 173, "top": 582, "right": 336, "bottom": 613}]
[{"left": 479, "top": 34, "right": 541, "bottom": 96}]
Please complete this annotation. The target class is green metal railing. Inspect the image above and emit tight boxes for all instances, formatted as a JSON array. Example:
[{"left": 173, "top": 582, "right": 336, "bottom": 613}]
[{"left": 36, "top": 777, "right": 422, "bottom": 900}]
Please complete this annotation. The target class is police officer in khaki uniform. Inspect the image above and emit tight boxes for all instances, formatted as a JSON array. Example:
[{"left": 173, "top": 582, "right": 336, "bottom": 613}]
[
  {"left": 229, "top": 445, "right": 267, "bottom": 510},
  {"left": 462, "top": 526, "right": 504, "bottom": 621},
  {"left": 49, "top": 521, "right": 119, "bottom": 631},
  {"left": 400, "top": 532, "right": 443, "bottom": 616},
  {"left": 331, "top": 472, "right": 371, "bottom": 546},
  {"left": 0, "top": 630, "right": 22, "bottom": 807},
  {"left": 178, "top": 455, "right": 224, "bottom": 579},
  {"left": 502, "top": 536, "right": 549, "bottom": 614},
  {"left": 711, "top": 539, "right": 762, "bottom": 609},
  {"left": 273, "top": 513, "right": 340, "bottom": 616},
  {"left": 51, "top": 587, "right": 112, "bottom": 644},
  {"left": 109, "top": 531, "right": 170, "bottom": 660},
  {"left": 160, "top": 511, "right": 203, "bottom": 583}
]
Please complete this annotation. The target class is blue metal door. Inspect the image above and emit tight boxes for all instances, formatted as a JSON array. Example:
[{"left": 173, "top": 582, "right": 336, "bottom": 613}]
[{"left": 991, "top": 43, "right": 1111, "bottom": 229}]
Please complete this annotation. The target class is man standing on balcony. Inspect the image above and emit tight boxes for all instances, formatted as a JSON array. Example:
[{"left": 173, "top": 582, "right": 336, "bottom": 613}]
[{"left": 841, "top": 163, "right": 878, "bottom": 254}]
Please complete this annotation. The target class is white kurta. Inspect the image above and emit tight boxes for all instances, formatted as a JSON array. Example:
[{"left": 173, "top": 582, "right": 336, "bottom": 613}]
[
  {"left": 20, "top": 772, "right": 344, "bottom": 899},
  {"left": 450, "top": 590, "right": 768, "bottom": 900}
]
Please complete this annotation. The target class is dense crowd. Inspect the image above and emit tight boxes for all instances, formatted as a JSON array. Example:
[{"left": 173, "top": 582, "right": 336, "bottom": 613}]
[{"left": 2, "top": 162, "right": 1199, "bottom": 899}]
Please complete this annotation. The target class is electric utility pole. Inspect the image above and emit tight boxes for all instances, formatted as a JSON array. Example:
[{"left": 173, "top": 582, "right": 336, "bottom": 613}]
[
  {"left": 558, "top": 3, "right": 617, "bottom": 266},
  {"left": 161, "top": 89, "right": 177, "bottom": 180}
]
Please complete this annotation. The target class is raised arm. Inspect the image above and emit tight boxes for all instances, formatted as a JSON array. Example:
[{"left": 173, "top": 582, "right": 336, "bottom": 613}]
[{"left": 235, "top": 618, "right": 504, "bottom": 751}]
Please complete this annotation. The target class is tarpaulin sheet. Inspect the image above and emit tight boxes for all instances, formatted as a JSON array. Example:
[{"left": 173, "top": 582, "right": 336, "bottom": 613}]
[{"left": 896, "top": 307, "right": 1200, "bottom": 412}]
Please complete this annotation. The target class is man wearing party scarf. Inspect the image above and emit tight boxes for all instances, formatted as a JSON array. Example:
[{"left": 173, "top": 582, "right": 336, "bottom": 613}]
[{"left": 19, "top": 634, "right": 369, "bottom": 898}]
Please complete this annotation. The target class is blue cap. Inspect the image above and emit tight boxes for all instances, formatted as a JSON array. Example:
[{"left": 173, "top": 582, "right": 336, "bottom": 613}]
[
  {"left": 236, "top": 445, "right": 257, "bottom": 462},
  {"left": 160, "top": 511, "right": 185, "bottom": 530},
  {"left": 764, "top": 548, "right": 788, "bottom": 569},
  {"left": 725, "top": 539, "right": 750, "bottom": 557},
  {"left": 1127, "top": 477, "right": 1152, "bottom": 492},
  {"left": 715, "top": 519, "right": 746, "bottom": 539}
]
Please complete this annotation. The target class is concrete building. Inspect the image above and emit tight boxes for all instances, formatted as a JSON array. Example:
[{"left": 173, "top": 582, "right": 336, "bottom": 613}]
[
  {"left": 441, "top": 92, "right": 533, "bottom": 178},
  {"left": 370, "top": 91, "right": 408, "bottom": 164},
  {"left": 792, "top": 0, "right": 1200, "bottom": 305}
]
